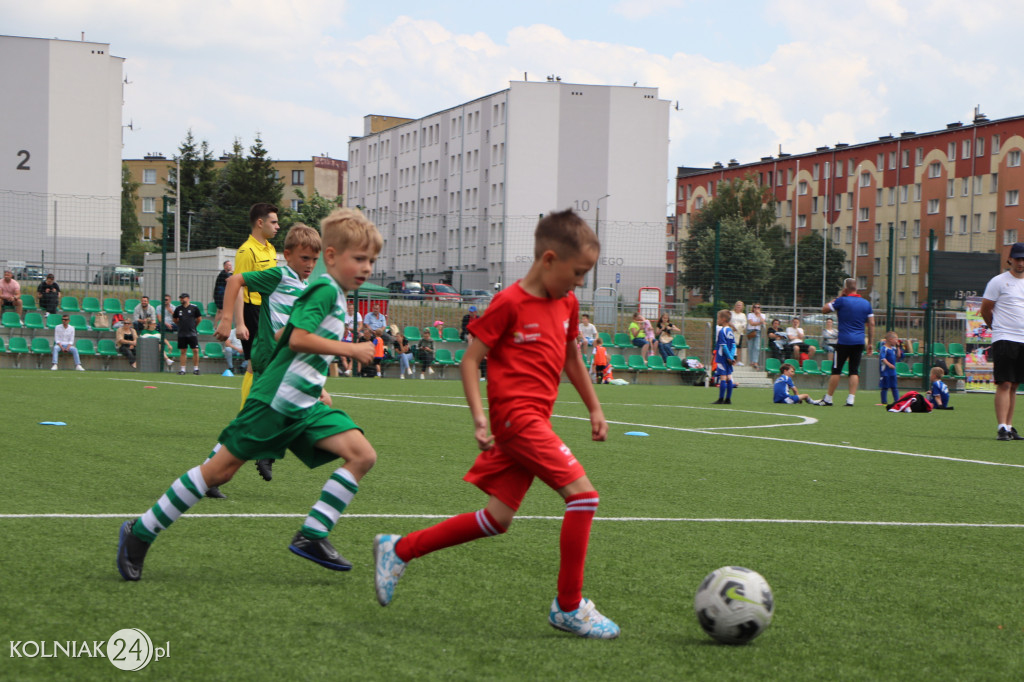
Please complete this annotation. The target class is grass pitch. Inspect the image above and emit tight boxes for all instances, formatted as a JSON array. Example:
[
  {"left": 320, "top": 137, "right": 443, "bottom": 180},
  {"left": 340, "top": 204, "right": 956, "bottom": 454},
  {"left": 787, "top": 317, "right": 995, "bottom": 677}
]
[{"left": 2, "top": 371, "right": 1023, "bottom": 681}]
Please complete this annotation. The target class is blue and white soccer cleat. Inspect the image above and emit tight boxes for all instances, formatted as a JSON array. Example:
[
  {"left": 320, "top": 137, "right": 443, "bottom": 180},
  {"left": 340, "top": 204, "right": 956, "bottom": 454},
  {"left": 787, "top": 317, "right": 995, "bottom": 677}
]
[
  {"left": 548, "top": 597, "right": 620, "bottom": 639},
  {"left": 373, "top": 534, "right": 406, "bottom": 606}
]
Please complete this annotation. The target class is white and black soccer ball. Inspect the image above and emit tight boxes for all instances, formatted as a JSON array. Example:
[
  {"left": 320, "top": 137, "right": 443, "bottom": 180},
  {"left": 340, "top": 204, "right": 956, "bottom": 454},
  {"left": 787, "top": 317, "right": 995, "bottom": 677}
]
[{"left": 694, "top": 566, "right": 774, "bottom": 645}]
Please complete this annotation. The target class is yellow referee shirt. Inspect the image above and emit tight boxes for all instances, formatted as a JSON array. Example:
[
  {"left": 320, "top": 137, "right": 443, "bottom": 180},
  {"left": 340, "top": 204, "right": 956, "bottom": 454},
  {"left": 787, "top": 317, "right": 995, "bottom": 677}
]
[{"left": 235, "top": 235, "right": 278, "bottom": 305}]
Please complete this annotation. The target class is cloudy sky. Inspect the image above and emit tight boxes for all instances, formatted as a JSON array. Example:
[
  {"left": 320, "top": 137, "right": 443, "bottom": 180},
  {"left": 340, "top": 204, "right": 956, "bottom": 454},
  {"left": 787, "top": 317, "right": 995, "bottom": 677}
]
[{"left": 6, "top": 0, "right": 1024, "bottom": 199}]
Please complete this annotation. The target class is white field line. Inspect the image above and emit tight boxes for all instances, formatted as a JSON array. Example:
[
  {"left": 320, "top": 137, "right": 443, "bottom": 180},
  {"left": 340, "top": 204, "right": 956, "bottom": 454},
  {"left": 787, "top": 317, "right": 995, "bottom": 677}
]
[{"left": 2, "top": 513, "right": 1023, "bottom": 528}]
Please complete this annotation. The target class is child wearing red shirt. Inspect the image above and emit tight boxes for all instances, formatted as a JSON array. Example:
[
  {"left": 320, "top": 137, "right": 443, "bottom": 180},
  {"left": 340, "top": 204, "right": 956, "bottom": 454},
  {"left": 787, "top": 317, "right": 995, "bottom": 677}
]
[{"left": 374, "top": 209, "right": 619, "bottom": 639}]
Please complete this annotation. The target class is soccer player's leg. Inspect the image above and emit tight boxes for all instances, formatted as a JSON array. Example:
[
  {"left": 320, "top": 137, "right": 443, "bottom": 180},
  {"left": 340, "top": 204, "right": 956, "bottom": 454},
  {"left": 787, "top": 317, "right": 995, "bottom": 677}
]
[{"left": 118, "top": 445, "right": 244, "bottom": 580}]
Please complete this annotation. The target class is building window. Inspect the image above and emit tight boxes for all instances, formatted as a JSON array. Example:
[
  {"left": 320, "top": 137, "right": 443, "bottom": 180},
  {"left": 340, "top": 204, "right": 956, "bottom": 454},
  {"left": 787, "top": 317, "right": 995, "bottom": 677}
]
[
  {"left": 897, "top": 291, "right": 905, "bottom": 307},
  {"left": 695, "top": 196, "right": 704, "bottom": 210},
  {"left": 974, "top": 176, "right": 983, "bottom": 195},
  {"left": 857, "top": 242, "right": 869, "bottom": 256},
  {"left": 928, "top": 162, "right": 941, "bottom": 178},
  {"left": 902, "top": 149, "right": 910, "bottom": 168},
  {"left": 899, "top": 185, "right": 908, "bottom": 204},
  {"left": 888, "top": 188, "right": 896, "bottom": 206},
  {"left": 947, "top": 179, "right": 955, "bottom": 198},
  {"left": 666, "top": 262, "right": 675, "bottom": 273},
  {"left": 290, "top": 199, "right": 302, "bottom": 211},
  {"left": 911, "top": 291, "right": 918, "bottom": 307},
  {"left": 1005, "top": 229, "right": 1019, "bottom": 245},
  {"left": 913, "top": 183, "right": 921, "bottom": 202},
  {"left": 990, "top": 212, "right": 998, "bottom": 231},
  {"left": 142, "top": 169, "right": 157, "bottom": 184},
  {"left": 927, "top": 199, "right": 940, "bottom": 214},
  {"left": 963, "top": 140, "right": 971, "bottom": 158},
  {"left": 797, "top": 214, "right": 807, "bottom": 228},
  {"left": 947, "top": 142, "right": 956, "bottom": 161},
  {"left": 291, "top": 169, "right": 305, "bottom": 185},
  {"left": 973, "top": 213, "right": 982, "bottom": 233},
  {"left": 812, "top": 197, "right": 818, "bottom": 214},
  {"left": 798, "top": 181, "right": 808, "bottom": 195},
  {"left": 859, "top": 207, "right": 869, "bottom": 222},
  {"left": 993, "top": 135, "right": 1001, "bottom": 154},
  {"left": 898, "top": 256, "right": 906, "bottom": 275},
  {"left": 846, "top": 226, "right": 853, "bottom": 244},
  {"left": 911, "top": 255, "right": 919, "bottom": 274},
  {"left": 667, "top": 241, "right": 676, "bottom": 252},
  {"left": 1008, "top": 189, "right": 1020, "bottom": 206},
  {"left": 812, "top": 164, "right": 819, "bottom": 181},
  {"left": 875, "top": 223, "right": 882, "bottom": 241},
  {"left": 889, "top": 151, "right": 897, "bottom": 170},
  {"left": 992, "top": 173, "right": 999, "bottom": 193},
  {"left": 961, "top": 178, "right": 969, "bottom": 197},
  {"left": 915, "top": 147, "right": 924, "bottom": 165},
  {"left": 876, "top": 153, "right": 884, "bottom": 169},
  {"left": 141, "top": 197, "right": 155, "bottom": 213},
  {"left": 959, "top": 215, "right": 968, "bottom": 234},
  {"left": 876, "top": 189, "right": 883, "bottom": 207},
  {"left": 899, "top": 221, "right": 907, "bottom": 238},
  {"left": 1009, "top": 150, "right": 1021, "bottom": 167},
  {"left": 945, "top": 216, "right": 954, "bottom": 235},
  {"left": 913, "top": 219, "right": 920, "bottom": 238},
  {"left": 976, "top": 138, "right": 985, "bottom": 156},
  {"left": 857, "top": 275, "right": 867, "bottom": 289},
  {"left": 873, "top": 258, "right": 881, "bottom": 276},
  {"left": 860, "top": 171, "right": 871, "bottom": 187}
]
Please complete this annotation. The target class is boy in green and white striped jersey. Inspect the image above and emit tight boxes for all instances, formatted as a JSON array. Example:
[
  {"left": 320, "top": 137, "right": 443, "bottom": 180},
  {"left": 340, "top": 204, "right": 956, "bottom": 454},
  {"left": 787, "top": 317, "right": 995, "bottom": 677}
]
[
  {"left": 216, "top": 223, "right": 321, "bottom": 482},
  {"left": 117, "top": 208, "right": 382, "bottom": 580}
]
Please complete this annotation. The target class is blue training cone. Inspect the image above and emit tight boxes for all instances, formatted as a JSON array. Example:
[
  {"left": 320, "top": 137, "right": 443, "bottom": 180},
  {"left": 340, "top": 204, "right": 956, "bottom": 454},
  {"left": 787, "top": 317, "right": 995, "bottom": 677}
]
[{"left": 222, "top": 369, "right": 234, "bottom": 377}]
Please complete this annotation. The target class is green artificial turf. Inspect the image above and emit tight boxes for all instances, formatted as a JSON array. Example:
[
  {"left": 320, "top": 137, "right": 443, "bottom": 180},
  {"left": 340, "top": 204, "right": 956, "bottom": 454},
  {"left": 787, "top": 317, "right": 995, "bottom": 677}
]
[{"left": 2, "top": 371, "right": 1023, "bottom": 680}]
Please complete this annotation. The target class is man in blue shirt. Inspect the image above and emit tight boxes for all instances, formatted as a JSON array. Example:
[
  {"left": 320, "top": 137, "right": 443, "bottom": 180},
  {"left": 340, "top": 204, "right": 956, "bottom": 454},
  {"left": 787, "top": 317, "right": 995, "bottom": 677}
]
[{"left": 820, "top": 278, "right": 874, "bottom": 406}]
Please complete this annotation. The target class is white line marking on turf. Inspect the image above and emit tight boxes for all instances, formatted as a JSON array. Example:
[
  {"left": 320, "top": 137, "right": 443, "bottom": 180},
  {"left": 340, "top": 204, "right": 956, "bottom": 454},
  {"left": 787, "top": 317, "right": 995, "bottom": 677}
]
[{"left": 2, "top": 513, "right": 1023, "bottom": 528}]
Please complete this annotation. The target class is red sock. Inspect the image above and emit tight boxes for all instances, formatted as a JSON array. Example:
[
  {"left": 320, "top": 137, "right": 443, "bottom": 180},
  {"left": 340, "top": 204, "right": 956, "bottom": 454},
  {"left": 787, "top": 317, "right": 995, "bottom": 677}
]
[
  {"left": 396, "top": 509, "right": 504, "bottom": 562},
  {"left": 557, "top": 491, "right": 600, "bottom": 612}
]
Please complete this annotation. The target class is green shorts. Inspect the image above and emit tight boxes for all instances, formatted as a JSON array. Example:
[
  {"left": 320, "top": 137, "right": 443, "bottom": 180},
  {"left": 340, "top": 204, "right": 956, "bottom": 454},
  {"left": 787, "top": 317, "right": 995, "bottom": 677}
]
[{"left": 218, "top": 399, "right": 362, "bottom": 469}]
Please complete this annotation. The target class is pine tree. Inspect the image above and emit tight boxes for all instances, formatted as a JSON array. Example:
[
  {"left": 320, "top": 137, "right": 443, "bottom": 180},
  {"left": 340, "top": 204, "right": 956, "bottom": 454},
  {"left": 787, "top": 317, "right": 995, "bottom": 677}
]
[{"left": 120, "top": 163, "right": 141, "bottom": 261}]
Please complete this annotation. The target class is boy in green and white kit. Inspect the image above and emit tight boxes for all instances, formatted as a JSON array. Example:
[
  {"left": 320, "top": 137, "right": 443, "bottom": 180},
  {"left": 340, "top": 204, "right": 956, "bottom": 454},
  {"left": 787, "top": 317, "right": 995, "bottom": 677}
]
[
  {"left": 117, "top": 208, "right": 381, "bottom": 579},
  {"left": 216, "top": 223, "right": 321, "bottom": 482}
]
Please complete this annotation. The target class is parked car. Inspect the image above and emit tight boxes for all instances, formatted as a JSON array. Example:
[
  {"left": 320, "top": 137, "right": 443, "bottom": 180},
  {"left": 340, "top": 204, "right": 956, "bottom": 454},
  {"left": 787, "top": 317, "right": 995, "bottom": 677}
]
[
  {"left": 12, "top": 265, "right": 45, "bottom": 281},
  {"left": 94, "top": 265, "right": 140, "bottom": 285},
  {"left": 386, "top": 281, "right": 423, "bottom": 299},
  {"left": 460, "top": 289, "right": 493, "bottom": 303},
  {"left": 422, "top": 282, "right": 461, "bottom": 302}
]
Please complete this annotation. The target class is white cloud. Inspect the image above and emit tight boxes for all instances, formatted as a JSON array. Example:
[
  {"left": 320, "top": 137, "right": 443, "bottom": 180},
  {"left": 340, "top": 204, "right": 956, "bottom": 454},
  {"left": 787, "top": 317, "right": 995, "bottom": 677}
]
[{"left": 611, "top": 0, "right": 687, "bottom": 20}]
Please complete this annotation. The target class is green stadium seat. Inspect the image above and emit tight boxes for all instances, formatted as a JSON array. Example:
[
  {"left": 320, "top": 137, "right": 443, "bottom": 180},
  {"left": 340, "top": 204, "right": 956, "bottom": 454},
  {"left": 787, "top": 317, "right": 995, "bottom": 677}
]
[
  {"left": 124, "top": 299, "right": 140, "bottom": 314},
  {"left": 75, "top": 338, "right": 96, "bottom": 356},
  {"left": 609, "top": 354, "right": 629, "bottom": 372},
  {"left": 103, "top": 298, "right": 123, "bottom": 315},
  {"left": 429, "top": 326, "right": 443, "bottom": 342},
  {"left": 197, "top": 320, "right": 215, "bottom": 336},
  {"left": 598, "top": 332, "right": 613, "bottom": 346},
  {"left": 60, "top": 296, "right": 80, "bottom": 313},
  {"left": 442, "top": 327, "right": 462, "bottom": 342},
  {"left": 23, "top": 312, "right": 45, "bottom": 330},
  {"left": 947, "top": 342, "right": 966, "bottom": 359},
  {"left": 801, "top": 359, "right": 821, "bottom": 376},
  {"left": 81, "top": 296, "right": 102, "bottom": 314},
  {"left": 434, "top": 348, "right": 456, "bottom": 366},
  {"left": 820, "top": 360, "right": 834, "bottom": 375},
  {"left": 46, "top": 313, "right": 62, "bottom": 329},
  {"left": 8, "top": 336, "right": 29, "bottom": 353},
  {"left": 646, "top": 356, "right": 667, "bottom": 371},
  {"left": 581, "top": 352, "right": 592, "bottom": 368},
  {"left": 805, "top": 338, "right": 820, "bottom": 350},
  {"left": 97, "top": 339, "right": 119, "bottom": 357},
  {"left": 0, "top": 337, "right": 5, "bottom": 353},
  {"left": 2, "top": 311, "right": 23, "bottom": 328},
  {"left": 454, "top": 349, "right": 465, "bottom": 363},
  {"left": 204, "top": 343, "right": 225, "bottom": 360},
  {"left": 613, "top": 332, "right": 633, "bottom": 349},
  {"left": 207, "top": 302, "right": 218, "bottom": 316},
  {"left": 931, "top": 342, "right": 948, "bottom": 358},
  {"left": 671, "top": 335, "right": 690, "bottom": 351},
  {"left": 21, "top": 294, "right": 38, "bottom": 312},
  {"left": 403, "top": 326, "right": 422, "bottom": 343},
  {"left": 31, "top": 337, "right": 51, "bottom": 355},
  {"left": 666, "top": 356, "right": 685, "bottom": 371},
  {"left": 69, "top": 314, "right": 89, "bottom": 332},
  {"left": 895, "top": 362, "right": 913, "bottom": 379},
  {"left": 911, "top": 362, "right": 925, "bottom": 378},
  {"left": 764, "top": 358, "right": 782, "bottom": 375},
  {"left": 627, "top": 355, "right": 647, "bottom": 372}
]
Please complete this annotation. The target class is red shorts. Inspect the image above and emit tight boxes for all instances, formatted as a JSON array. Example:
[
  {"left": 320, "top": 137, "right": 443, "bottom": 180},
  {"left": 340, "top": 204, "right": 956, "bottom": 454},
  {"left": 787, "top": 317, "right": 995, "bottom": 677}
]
[{"left": 463, "top": 417, "right": 586, "bottom": 511}]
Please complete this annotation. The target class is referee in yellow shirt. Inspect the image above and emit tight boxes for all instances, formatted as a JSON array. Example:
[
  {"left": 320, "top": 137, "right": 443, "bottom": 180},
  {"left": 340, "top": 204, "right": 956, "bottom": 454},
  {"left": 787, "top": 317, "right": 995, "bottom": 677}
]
[{"left": 235, "top": 203, "right": 280, "bottom": 406}]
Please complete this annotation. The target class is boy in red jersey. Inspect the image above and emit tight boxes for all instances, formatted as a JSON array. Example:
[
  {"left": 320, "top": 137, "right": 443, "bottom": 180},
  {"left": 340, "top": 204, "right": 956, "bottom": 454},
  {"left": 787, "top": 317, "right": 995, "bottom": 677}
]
[{"left": 373, "top": 209, "right": 619, "bottom": 639}]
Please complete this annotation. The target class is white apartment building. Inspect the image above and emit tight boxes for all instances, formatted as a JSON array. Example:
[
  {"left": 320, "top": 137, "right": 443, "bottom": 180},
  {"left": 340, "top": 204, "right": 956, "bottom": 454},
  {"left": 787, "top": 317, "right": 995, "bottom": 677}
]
[
  {"left": 0, "top": 35, "right": 123, "bottom": 267},
  {"left": 347, "top": 80, "right": 670, "bottom": 302}
]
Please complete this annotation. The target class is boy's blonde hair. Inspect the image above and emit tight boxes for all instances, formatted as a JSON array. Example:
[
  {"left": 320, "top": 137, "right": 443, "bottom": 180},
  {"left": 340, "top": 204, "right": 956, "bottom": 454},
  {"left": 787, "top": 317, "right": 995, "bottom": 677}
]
[
  {"left": 930, "top": 366, "right": 945, "bottom": 379},
  {"left": 884, "top": 330, "right": 898, "bottom": 341},
  {"left": 283, "top": 223, "right": 322, "bottom": 253},
  {"left": 534, "top": 209, "right": 600, "bottom": 260},
  {"left": 320, "top": 208, "right": 383, "bottom": 255},
  {"left": 717, "top": 309, "right": 731, "bottom": 322}
]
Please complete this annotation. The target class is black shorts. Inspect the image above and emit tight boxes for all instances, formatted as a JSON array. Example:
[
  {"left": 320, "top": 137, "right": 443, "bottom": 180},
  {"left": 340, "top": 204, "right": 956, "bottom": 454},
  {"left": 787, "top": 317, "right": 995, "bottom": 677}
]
[
  {"left": 241, "top": 302, "right": 261, "bottom": 360},
  {"left": 832, "top": 343, "right": 865, "bottom": 376},
  {"left": 991, "top": 340, "right": 1024, "bottom": 385},
  {"left": 178, "top": 336, "right": 199, "bottom": 350}
]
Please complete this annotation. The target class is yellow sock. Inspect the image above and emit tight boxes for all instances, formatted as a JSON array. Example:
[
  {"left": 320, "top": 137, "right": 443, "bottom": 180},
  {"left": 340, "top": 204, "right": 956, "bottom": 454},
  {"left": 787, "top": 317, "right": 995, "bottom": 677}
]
[{"left": 240, "top": 370, "right": 254, "bottom": 410}]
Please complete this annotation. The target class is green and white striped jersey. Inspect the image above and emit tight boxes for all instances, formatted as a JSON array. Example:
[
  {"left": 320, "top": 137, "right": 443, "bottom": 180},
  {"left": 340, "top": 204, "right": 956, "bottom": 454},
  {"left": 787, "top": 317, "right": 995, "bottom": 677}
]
[
  {"left": 241, "top": 265, "right": 307, "bottom": 374},
  {"left": 249, "top": 274, "right": 348, "bottom": 417}
]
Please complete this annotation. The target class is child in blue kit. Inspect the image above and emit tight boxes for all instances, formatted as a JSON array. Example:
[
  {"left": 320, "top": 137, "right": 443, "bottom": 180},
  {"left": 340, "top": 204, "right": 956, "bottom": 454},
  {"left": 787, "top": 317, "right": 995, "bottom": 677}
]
[
  {"left": 712, "top": 309, "right": 736, "bottom": 404},
  {"left": 927, "top": 366, "right": 953, "bottom": 409},
  {"left": 773, "top": 363, "right": 823, "bottom": 404},
  {"left": 878, "top": 331, "right": 901, "bottom": 405}
]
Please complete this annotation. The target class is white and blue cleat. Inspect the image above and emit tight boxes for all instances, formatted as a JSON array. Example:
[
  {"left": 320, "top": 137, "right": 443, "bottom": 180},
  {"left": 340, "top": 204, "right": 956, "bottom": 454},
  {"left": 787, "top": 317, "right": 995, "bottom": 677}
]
[
  {"left": 548, "top": 597, "right": 620, "bottom": 639},
  {"left": 373, "top": 534, "right": 407, "bottom": 606}
]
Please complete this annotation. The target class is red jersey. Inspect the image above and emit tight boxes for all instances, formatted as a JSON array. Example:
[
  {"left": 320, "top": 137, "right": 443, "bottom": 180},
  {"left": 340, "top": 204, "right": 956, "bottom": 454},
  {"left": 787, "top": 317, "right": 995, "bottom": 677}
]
[{"left": 467, "top": 281, "right": 578, "bottom": 439}]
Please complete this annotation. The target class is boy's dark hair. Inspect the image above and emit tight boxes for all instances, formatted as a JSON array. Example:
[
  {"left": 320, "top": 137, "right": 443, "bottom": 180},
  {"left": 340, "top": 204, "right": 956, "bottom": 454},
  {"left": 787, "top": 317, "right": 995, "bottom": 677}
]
[
  {"left": 780, "top": 362, "right": 794, "bottom": 373},
  {"left": 534, "top": 209, "right": 600, "bottom": 260},
  {"left": 249, "top": 203, "right": 278, "bottom": 226}
]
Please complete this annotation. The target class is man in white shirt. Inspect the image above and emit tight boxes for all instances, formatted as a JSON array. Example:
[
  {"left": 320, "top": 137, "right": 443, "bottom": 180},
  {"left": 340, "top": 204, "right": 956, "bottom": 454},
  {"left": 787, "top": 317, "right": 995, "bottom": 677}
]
[
  {"left": 52, "top": 314, "right": 84, "bottom": 371},
  {"left": 132, "top": 296, "right": 159, "bottom": 333},
  {"left": 980, "top": 242, "right": 1024, "bottom": 440},
  {"left": 785, "top": 317, "right": 813, "bottom": 361}
]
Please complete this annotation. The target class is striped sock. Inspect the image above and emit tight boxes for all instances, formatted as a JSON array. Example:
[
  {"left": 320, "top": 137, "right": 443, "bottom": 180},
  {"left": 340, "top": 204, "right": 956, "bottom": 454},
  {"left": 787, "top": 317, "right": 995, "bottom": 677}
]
[
  {"left": 396, "top": 509, "right": 504, "bottom": 562},
  {"left": 557, "top": 491, "right": 600, "bottom": 612},
  {"left": 300, "top": 467, "right": 358, "bottom": 540},
  {"left": 133, "top": 466, "right": 209, "bottom": 543}
]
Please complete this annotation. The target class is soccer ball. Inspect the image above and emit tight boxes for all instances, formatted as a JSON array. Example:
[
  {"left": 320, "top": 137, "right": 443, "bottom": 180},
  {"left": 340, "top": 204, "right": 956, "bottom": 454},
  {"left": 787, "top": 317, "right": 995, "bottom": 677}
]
[{"left": 694, "top": 566, "right": 774, "bottom": 645}]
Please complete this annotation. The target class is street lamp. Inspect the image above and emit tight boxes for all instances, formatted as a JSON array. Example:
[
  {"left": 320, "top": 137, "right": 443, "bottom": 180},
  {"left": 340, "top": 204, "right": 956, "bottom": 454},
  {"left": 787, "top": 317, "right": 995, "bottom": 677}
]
[{"left": 593, "top": 194, "right": 611, "bottom": 293}]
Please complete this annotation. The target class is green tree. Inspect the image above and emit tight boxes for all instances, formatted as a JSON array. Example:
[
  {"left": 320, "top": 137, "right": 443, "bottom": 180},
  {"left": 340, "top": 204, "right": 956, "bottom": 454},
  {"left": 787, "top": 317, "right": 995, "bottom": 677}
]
[
  {"left": 686, "top": 174, "right": 779, "bottom": 243},
  {"left": 209, "top": 135, "right": 285, "bottom": 249},
  {"left": 682, "top": 215, "right": 773, "bottom": 308},
  {"left": 767, "top": 230, "right": 849, "bottom": 307},
  {"left": 120, "top": 163, "right": 141, "bottom": 261},
  {"left": 165, "top": 130, "right": 218, "bottom": 250},
  {"left": 280, "top": 188, "right": 344, "bottom": 230}
]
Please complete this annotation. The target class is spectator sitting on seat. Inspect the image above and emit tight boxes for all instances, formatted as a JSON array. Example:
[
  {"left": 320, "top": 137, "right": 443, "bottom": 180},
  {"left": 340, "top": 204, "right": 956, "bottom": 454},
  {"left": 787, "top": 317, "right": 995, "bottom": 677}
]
[
  {"left": 223, "top": 327, "right": 245, "bottom": 373},
  {"left": 418, "top": 328, "right": 435, "bottom": 379},
  {"left": 37, "top": 274, "right": 61, "bottom": 315},
  {"left": 462, "top": 306, "right": 480, "bottom": 341},
  {"left": 785, "top": 317, "right": 814, "bottom": 362},
  {"left": 628, "top": 312, "right": 646, "bottom": 351},
  {"left": 161, "top": 295, "right": 178, "bottom": 332},
  {"left": 766, "top": 318, "right": 788, "bottom": 361},
  {"left": 655, "top": 313, "right": 681, "bottom": 361},
  {"left": 51, "top": 314, "right": 85, "bottom": 371},
  {"left": 821, "top": 317, "right": 838, "bottom": 362},
  {"left": 394, "top": 332, "right": 414, "bottom": 378},
  {"left": 1, "top": 270, "right": 24, "bottom": 319},
  {"left": 363, "top": 301, "right": 390, "bottom": 344},
  {"left": 132, "top": 296, "right": 159, "bottom": 334},
  {"left": 115, "top": 321, "right": 138, "bottom": 369}
]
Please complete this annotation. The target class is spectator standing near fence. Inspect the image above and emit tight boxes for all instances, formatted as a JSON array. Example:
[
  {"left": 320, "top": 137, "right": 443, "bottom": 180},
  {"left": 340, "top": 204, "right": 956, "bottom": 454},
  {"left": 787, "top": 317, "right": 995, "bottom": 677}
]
[
  {"left": 51, "top": 314, "right": 84, "bottom": 371},
  {"left": 173, "top": 293, "right": 203, "bottom": 376},
  {"left": 212, "top": 260, "right": 232, "bottom": 326},
  {"left": 820, "top": 278, "right": 874, "bottom": 407},
  {"left": 980, "top": 242, "right": 1024, "bottom": 440},
  {"left": 730, "top": 301, "right": 747, "bottom": 366},
  {"left": 746, "top": 304, "right": 765, "bottom": 370},
  {"left": 37, "top": 274, "right": 61, "bottom": 315}
]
